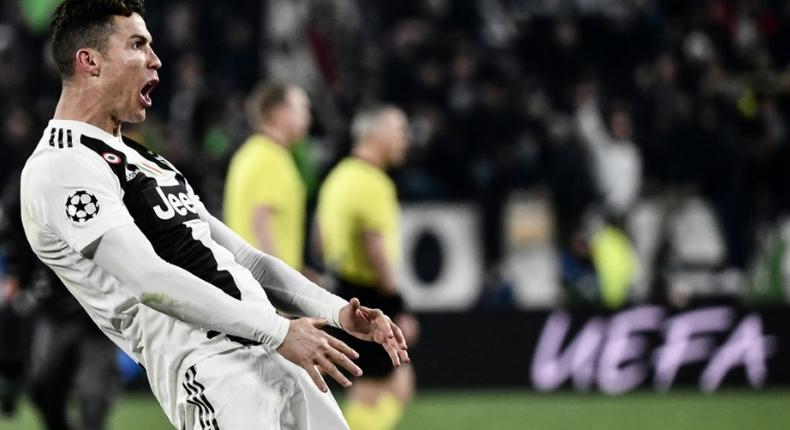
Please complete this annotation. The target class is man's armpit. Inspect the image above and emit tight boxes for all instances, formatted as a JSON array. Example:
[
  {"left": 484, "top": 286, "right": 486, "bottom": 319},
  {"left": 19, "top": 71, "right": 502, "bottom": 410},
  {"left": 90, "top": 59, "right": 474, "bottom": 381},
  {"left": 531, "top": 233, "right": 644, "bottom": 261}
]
[{"left": 81, "top": 236, "right": 102, "bottom": 258}]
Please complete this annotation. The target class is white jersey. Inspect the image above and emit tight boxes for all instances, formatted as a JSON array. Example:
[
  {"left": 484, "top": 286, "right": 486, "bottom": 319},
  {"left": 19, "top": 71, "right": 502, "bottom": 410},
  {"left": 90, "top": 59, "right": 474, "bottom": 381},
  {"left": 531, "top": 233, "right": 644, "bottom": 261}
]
[{"left": 20, "top": 119, "right": 282, "bottom": 422}]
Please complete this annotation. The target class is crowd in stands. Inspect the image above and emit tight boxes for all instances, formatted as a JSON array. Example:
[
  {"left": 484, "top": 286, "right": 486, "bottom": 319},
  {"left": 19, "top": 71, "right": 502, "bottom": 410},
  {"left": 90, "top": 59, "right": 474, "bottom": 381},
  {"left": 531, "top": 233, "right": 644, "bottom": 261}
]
[{"left": 3, "top": 0, "right": 790, "bottom": 305}]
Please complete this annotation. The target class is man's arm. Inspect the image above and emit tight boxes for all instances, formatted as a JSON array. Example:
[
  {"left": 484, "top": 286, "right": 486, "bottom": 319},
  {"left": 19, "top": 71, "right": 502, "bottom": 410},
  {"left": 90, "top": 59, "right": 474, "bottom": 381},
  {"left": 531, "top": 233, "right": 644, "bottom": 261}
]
[
  {"left": 90, "top": 223, "right": 291, "bottom": 347},
  {"left": 362, "top": 230, "right": 397, "bottom": 295},
  {"left": 253, "top": 204, "right": 323, "bottom": 282},
  {"left": 362, "top": 229, "right": 420, "bottom": 346},
  {"left": 251, "top": 205, "right": 276, "bottom": 255},
  {"left": 201, "top": 206, "right": 348, "bottom": 326},
  {"left": 91, "top": 223, "right": 365, "bottom": 391},
  {"left": 202, "top": 209, "right": 411, "bottom": 367}
]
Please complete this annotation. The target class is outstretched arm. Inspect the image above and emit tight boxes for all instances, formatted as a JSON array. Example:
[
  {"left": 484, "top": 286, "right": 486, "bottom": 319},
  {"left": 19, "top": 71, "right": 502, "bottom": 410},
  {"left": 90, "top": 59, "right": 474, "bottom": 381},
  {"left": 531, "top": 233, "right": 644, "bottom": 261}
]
[
  {"left": 202, "top": 209, "right": 410, "bottom": 366},
  {"left": 201, "top": 207, "right": 348, "bottom": 326},
  {"left": 90, "top": 223, "right": 365, "bottom": 391},
  {"left": 90, "top": 223, "right": 290, "bottom": 348},
  {"left": 25, "top": 148, "right": 366, "bottom": 389}
]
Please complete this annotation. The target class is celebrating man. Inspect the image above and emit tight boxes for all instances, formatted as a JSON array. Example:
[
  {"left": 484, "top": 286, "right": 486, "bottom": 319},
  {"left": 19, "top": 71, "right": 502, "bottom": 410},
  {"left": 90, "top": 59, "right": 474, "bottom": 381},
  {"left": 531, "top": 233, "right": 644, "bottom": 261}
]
[{"left": 20, "top": 1, "right": 408, "bottom": 428}]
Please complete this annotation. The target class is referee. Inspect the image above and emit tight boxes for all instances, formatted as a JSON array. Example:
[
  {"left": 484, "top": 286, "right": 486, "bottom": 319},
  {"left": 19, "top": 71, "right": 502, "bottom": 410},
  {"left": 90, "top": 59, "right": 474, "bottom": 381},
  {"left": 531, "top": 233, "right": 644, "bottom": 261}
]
[
  {"left": 316, "top": 106, "right": 418, "bottom": 430},
  {"left": 224, "top": 82, "right": 311, "bottom": 270}
]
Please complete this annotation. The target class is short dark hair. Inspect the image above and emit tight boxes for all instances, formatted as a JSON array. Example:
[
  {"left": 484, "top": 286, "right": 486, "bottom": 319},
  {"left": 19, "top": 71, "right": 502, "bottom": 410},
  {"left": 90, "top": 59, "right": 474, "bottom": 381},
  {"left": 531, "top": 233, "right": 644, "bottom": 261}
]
[
  {"left": 50, "top": 0, "right": 145, "bottom": 79},
  {"left": 245, "top": 82, "right": 292, "bottom": 129}
]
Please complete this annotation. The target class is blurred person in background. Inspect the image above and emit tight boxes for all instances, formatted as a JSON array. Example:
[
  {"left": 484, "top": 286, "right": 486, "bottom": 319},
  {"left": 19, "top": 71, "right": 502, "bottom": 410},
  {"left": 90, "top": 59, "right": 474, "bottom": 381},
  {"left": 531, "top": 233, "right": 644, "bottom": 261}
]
[
  {"left": 316, "top": 106, "right": 419, "bottom": 430},
  {"left": 0, "top": 105, "right": 38, "bottom": 421},
  {"left": 0, "top": 194, "right": 30, "bottom": 420},
  {"left": 574, "top": 81, "right": 642, "bottom": 224},
  {"left": 1, "top": 172, "right": 120, "bottom": 430},
  {"left": 224, "top": 82, "right": 311, "bottom": 272},
  {"left": 571, "top": 81, "right": 641, "bottom": 309}
]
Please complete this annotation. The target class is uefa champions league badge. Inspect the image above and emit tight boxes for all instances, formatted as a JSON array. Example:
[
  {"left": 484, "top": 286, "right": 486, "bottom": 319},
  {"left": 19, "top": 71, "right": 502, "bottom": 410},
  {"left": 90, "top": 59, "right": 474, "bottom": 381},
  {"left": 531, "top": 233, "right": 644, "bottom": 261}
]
[{"left": 65, "top": 190, "right": 100, "bottom": 223}]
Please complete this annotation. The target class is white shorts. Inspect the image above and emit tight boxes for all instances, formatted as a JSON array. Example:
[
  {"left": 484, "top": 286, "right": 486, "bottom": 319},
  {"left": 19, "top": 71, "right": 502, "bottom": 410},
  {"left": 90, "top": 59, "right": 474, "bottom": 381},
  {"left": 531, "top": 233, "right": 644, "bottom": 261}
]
[{"left": 175, "top": 346, "right": 349, "bottom": 430}]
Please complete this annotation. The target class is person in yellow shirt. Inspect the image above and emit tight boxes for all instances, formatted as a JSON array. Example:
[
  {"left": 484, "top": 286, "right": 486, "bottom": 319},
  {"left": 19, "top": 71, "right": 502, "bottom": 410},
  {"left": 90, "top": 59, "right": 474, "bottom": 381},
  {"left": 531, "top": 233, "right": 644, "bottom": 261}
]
[
  {"left": 224, "top": 82, "right": 310, "bottom": 270},
  {"left": 316, "top": 106, "right": 418, "bottom": 430}
]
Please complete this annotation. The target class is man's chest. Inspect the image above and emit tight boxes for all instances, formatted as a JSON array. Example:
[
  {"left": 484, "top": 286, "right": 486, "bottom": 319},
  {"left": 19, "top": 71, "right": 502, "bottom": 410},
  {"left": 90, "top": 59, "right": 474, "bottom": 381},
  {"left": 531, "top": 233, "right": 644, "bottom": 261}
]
[{"left": 121, "top": 157, "right": 201, "bottom": 232}]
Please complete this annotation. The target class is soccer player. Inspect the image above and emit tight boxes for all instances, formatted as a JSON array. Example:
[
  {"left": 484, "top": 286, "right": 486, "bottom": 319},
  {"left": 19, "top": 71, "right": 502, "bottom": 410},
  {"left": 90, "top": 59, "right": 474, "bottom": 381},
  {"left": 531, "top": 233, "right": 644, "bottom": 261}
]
[
  {"left": 20, "top": 2, "right": 408, "bottom": 429},
  {"left": 224, "top": 82, "right": 310, "bottom": 271},
  {"left": 316, "top": 106, "right": 418, "bottom": 430}
]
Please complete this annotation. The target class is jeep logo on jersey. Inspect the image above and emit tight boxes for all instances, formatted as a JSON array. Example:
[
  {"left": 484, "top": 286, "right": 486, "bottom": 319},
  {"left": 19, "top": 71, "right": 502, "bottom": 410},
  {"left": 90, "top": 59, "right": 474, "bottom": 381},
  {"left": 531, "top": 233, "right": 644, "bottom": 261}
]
[
  {"left": 65, "top": 190, "right": 100, "bottom": 223},
  {"left": 152, "top": 186, "right": 198, "bottom": 220}
]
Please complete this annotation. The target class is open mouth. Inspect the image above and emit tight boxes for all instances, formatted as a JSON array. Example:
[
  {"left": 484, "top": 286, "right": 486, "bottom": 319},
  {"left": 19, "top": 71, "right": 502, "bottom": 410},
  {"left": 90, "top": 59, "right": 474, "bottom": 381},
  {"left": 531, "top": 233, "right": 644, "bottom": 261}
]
[{"left": 139, "top": 78, "right": 159, "bottom": 108}]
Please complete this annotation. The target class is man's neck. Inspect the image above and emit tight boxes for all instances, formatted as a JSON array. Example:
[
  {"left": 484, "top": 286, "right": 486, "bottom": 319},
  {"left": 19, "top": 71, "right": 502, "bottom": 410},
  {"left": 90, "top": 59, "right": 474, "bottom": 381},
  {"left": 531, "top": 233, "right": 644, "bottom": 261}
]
[
  {"left": 53, "top": 84, "right": 121, "bottom": 136},
  {"left": 352, "top": 145, "right": 385, "bottom": 169},
  {"left": 259, "top": 125, "right": 289, "bottom": 148}
]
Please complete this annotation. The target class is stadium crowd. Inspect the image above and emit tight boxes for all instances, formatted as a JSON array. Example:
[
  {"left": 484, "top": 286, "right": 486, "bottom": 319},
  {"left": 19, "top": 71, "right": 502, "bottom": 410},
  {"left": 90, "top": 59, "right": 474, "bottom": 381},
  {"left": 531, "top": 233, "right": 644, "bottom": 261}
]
[{"left": 3, "top": 0, "right": 790, "bottom": 307}]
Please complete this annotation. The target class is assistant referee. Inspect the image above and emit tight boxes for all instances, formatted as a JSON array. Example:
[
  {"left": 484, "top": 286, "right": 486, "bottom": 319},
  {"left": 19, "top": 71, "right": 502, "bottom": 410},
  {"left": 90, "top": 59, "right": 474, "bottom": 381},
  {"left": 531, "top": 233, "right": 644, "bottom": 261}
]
[
  {"left": 224, "top": 82, "right": 310, "bottom": 270},
  {"left": 316, "top": 106, "right": 418, "bottom": 430}
]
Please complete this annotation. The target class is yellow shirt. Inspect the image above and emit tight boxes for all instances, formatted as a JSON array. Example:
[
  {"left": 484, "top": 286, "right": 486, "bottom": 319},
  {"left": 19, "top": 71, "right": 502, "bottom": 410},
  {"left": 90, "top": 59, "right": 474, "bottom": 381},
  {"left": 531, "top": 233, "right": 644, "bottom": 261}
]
[
  {"left": 316, "top": 158, "right": 400, "bottom": 286},
  {"left": 224, "top": 134, "right": 305, "bottom": 269}
]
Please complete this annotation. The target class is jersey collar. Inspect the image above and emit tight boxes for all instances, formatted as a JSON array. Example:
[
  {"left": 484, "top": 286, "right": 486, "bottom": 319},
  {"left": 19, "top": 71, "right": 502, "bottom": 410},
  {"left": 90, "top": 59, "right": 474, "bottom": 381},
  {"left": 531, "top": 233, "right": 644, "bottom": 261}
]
[{"left": 48, "top": 119, "right": 123, "bottom": 144}]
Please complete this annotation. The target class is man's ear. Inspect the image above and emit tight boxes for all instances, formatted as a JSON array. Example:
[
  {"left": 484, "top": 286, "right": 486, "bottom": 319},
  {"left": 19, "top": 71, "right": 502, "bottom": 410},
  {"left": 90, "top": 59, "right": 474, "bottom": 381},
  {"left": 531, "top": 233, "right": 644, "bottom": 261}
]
[{"left": 75, "top": 48, "right": 101, "bottom": 77}]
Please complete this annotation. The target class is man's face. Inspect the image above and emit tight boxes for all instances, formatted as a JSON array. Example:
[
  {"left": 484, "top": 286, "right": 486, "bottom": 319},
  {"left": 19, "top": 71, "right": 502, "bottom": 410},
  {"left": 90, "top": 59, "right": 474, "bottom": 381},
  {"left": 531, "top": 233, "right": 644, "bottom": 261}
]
[
  {"left": 97, "top": 13, "right": 161, "bottom": 124},
  {"left": 279, "top": 86, "right": 311, "bottom": 144},
  {"left": 378, "top": 109, "right": 410, "bottom": 167}
]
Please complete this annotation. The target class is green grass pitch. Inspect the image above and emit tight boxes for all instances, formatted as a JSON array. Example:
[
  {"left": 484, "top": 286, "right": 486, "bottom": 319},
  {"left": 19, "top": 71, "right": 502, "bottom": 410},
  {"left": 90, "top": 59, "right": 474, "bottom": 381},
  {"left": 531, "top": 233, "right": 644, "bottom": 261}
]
[{"left": 2, "top": 389, "right": 789, "bottom": 429}]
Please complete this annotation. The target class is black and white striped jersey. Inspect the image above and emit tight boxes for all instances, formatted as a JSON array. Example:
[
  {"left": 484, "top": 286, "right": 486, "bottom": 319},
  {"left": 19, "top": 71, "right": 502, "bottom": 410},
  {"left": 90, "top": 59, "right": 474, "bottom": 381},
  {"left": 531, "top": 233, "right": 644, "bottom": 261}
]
[{"left": 20, "top": 119, "right": 284, "bottom": 418}]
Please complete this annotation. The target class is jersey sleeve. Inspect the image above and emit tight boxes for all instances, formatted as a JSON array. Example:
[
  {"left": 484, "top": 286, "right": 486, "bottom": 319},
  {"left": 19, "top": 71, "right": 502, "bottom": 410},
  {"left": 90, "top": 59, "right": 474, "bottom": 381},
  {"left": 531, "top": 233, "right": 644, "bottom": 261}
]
[
  {"left": 356, "top": 179, "right": 396, "bottom": 233},
  {"left": 248, "top": 149, "right": 288, "bottom": 210},
  {"left": 28, "top": 150, "right": 135, "bottom": 253}
]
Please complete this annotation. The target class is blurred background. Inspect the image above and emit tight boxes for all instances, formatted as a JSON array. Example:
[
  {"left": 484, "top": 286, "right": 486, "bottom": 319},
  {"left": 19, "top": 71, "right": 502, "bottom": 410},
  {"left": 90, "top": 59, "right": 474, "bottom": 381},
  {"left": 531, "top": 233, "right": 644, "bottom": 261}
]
[{"left": 2, "top": 0, "right": 790, "bottom": 429}]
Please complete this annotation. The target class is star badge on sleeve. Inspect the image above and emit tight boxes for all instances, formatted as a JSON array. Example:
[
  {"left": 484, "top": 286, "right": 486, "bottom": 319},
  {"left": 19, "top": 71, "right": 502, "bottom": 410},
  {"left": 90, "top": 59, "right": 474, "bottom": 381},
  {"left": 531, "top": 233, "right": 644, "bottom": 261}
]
[{"left": 65, "top": 190, "right": 100, "bottom": 223}]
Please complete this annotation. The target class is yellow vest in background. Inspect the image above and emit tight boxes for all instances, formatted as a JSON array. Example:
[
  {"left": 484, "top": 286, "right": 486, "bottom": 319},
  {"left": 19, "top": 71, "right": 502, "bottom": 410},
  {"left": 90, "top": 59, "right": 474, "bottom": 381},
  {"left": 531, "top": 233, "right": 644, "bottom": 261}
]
[
  {"left": 224, "top": 134, "right": 305, "bottom": 269},
  {"left": 316, "top": 158, "right": 400, "bottom": 286}
]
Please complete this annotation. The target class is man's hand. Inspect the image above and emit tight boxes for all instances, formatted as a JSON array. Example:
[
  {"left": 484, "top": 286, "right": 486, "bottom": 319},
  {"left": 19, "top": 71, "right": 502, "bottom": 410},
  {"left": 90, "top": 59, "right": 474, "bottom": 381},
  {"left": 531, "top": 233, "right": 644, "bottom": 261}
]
[
  {"left": 277, "top": 317, "right": 363, "bottom": 392},
  {"left": 339, "top": 298, "right": 410, "bottom": 368}
]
